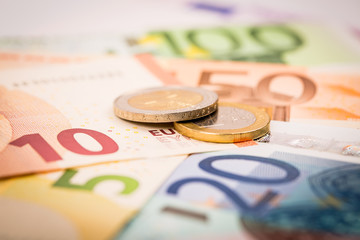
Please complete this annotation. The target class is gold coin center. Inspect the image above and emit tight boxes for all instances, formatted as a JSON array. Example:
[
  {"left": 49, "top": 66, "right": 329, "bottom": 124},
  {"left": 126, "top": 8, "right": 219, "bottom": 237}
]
[{"left": 128, "top": 90, "right": 203, "bottom": 111}]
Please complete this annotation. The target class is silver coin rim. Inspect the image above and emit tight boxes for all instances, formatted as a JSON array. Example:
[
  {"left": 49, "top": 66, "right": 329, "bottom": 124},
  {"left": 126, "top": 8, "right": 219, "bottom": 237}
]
[{"left": 113, "top": 86, "right": 218, "bottom": 122}]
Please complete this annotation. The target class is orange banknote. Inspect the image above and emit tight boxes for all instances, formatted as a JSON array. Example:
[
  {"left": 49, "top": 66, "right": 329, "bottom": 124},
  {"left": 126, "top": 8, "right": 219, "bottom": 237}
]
[{"left": 159, "top": 58, "right": 360, "bottom": 123}]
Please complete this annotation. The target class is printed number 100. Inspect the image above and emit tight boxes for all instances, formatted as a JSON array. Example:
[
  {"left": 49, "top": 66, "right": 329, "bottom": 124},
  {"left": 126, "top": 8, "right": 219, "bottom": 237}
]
[{"left": 10, "top": 128, "right": 119, "bottom": 162}]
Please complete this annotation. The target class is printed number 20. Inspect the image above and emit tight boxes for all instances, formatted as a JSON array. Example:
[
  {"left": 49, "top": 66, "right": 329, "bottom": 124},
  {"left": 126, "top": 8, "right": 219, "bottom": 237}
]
[{"left": 167, "top": 155, "right": 300, "bottom": 215}]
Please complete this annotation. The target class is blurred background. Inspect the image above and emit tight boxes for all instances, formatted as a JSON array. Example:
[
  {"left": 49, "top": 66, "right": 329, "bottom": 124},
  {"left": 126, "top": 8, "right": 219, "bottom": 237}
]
[{"left": 0, "top": 0, "right": 359, "bottom": 36}]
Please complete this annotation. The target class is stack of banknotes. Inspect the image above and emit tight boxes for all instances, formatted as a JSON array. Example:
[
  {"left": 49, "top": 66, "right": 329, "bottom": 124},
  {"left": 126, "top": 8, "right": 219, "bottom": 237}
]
[{"left": 0, "top": 1, "right": 360, "bottom": 239}]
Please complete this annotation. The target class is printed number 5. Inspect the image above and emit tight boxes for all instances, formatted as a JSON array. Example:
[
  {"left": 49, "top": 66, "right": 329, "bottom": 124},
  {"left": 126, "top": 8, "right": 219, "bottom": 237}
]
[{"left": 53, "top": 169, "right": 139, "bottom": 195}]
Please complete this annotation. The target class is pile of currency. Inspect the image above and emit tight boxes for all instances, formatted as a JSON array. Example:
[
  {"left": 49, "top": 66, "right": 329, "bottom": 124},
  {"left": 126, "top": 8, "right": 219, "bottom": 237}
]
[{"left": 0, "top": 1, "right": 360, "bottom": 240}]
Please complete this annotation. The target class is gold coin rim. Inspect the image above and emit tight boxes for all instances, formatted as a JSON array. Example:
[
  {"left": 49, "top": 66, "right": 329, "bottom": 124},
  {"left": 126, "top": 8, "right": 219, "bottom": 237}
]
[{"left": 174, "top": 102, "right": 270, "bottom": 143}]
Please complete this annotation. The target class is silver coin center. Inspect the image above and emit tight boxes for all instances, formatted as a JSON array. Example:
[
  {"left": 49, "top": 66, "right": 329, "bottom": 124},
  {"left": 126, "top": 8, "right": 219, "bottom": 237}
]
[{"left": 194, "top": 106, "right": 256, "bottom": 130}]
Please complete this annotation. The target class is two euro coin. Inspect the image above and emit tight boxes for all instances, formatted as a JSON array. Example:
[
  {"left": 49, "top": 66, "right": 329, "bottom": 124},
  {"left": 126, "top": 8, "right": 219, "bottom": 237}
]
[{"left": 114, "top": 86, "right": 218, "bottom": 123}]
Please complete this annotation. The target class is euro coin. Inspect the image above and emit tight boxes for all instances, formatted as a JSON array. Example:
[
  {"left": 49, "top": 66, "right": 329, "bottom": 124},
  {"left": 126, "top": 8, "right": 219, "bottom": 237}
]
[
  {"left": 174, "top": 102, "right": 270, "bottom": 143},
  {"left": 114, "top": 86, "right": 218, "bottom": 123}
]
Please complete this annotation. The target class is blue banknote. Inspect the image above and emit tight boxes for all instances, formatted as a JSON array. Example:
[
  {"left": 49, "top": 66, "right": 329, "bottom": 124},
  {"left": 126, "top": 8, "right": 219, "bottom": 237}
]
[{"left": 116, "top": 144, "right": 360, "bottom": 240}]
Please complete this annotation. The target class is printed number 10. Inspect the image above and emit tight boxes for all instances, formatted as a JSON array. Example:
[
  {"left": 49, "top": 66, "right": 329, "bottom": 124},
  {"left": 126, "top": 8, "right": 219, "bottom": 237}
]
[{"left": 10, "top": 128, "right": 119, "bottom": 162}]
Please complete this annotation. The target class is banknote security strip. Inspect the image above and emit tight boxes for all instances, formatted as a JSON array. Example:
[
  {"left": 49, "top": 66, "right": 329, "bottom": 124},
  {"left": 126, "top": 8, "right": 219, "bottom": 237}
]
[
  {"left": 258, "top": 132, "right": 360, "bottom": 157},
  {"left": 257, "top": 121, "right": 360, "bottom": 157},
  {"left": 254, "top": 131, "right": 271, "bottom": 142},
  {"left": 342, "top": 145, "right": 360, "bottom": 157}
]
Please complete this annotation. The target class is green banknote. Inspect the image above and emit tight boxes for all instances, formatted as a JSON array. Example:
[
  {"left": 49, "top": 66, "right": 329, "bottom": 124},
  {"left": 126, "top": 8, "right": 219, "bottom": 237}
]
[
  {"left": 1, "top": 23, "right": 359, "bottom": 66},
  {"left": 134, "top": 23, "right": 360, "bottom": 66}
]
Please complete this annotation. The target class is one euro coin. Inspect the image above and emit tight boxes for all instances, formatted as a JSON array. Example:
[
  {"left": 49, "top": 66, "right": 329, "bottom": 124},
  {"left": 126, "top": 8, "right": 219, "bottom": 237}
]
[{"left": 174, "top": 102, "right": 270, "bottom": 143}]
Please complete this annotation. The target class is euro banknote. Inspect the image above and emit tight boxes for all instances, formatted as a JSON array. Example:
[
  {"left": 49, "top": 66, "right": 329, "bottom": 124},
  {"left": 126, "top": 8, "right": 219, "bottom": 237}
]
[
  {"left": 116, "top": 144, "right": 360, "bottom": 240},
  {"left": 1, "top": 23, "right": 359, "bottom": 66},
  {"left": 132, "top": 23, "right": 360, "bottom": 66},
  {"left": 0, "top": 155, "right": 186, "bottom": 240},
  {"left": 158, "top": 58, "right": 360, "bottom": 123},
  {"left": 0, "top": 55, "right": 235, "bottom": 178}
]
